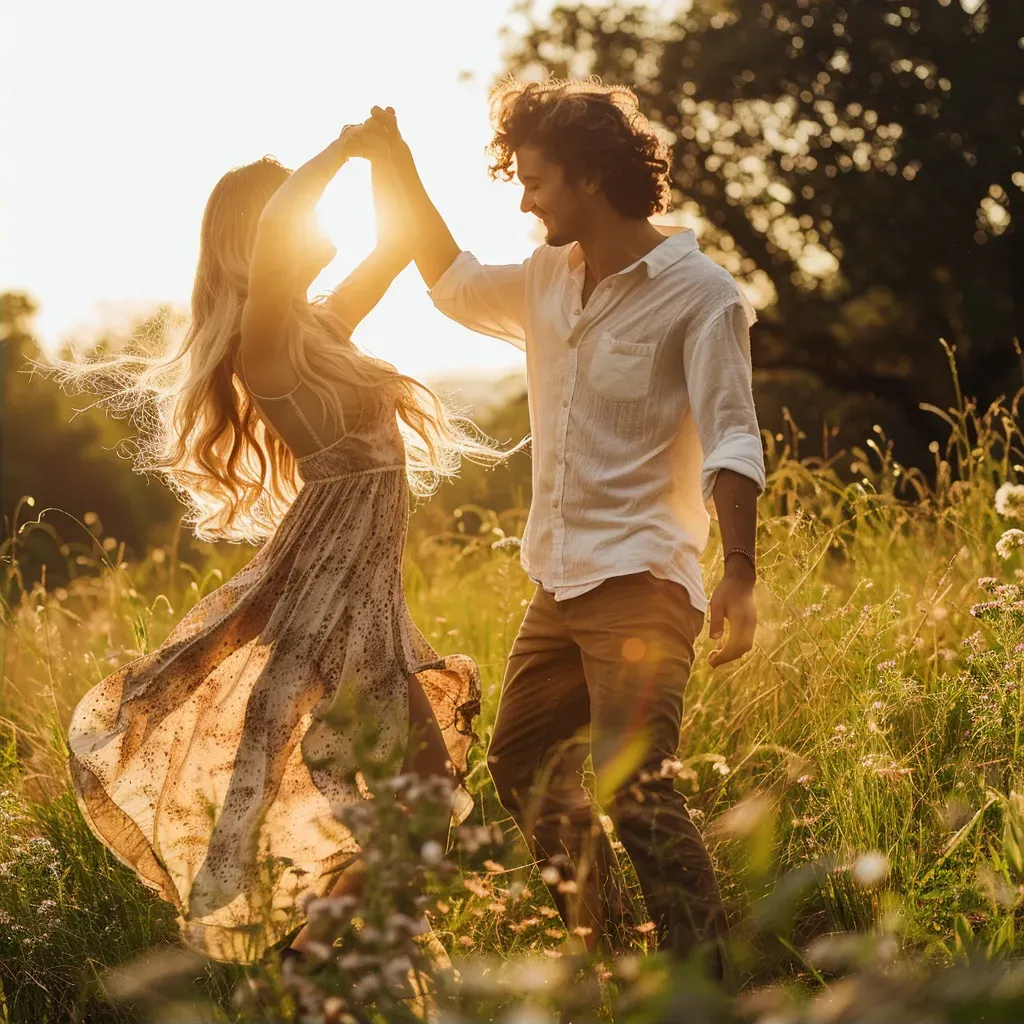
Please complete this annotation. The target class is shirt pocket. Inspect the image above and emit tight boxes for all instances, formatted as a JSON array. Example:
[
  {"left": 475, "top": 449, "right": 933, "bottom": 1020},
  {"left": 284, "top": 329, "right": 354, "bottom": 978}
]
[{"left": 587, "top": 334, "right": 658, "bottom": 403}]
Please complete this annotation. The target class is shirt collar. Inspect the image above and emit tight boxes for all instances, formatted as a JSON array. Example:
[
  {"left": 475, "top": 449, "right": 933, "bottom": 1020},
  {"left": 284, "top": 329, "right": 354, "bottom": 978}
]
[{"left": 566, "top": 226, "right": 699, "bottom": 281}]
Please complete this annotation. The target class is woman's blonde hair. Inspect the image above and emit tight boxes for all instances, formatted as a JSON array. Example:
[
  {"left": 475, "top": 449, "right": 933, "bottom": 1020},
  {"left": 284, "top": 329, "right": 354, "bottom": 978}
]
[{"left": 41, "top": 157, "right": 509, "bottom": 544}]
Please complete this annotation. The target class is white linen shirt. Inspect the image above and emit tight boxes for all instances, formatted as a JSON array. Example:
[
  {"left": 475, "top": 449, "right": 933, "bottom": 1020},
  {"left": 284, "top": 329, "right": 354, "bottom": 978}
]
[{"left": 429, "top": 228, "right": 766, "bottom": 614}]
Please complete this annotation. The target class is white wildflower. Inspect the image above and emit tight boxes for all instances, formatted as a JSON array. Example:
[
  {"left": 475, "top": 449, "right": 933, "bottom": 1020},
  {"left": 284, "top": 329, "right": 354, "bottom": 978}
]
[
  {"left": 420, "top": 840, "right": 444, "bottom": 867},
  {"left": 852, "top": 851, "right": 889, "bottom": 888},
  {"left": 501, "top": 1005, "right": 557, "bottom": 1024},
  {"left": 540, "top": 865, "right": 561, "bottom": 885},
  {"left": 350, "top": 974, "right": 381, "bottom": 1001},
  {"left": 995, "top": 483, "right": 1024, "bottom": 522},
  {"left": 996, "top": 529, "right": 1024, "bottom": 560}
]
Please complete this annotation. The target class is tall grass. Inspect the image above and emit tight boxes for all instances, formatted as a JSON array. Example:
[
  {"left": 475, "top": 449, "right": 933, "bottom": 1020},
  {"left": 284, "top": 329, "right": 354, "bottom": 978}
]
[{"left": 2, "top": 357, "right": 1024, "bottom": 1021}]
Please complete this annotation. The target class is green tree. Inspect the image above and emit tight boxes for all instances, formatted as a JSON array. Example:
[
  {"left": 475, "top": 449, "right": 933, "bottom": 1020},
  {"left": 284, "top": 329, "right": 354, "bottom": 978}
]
[
  {"left": 1, "top": 292, "right": 181, "bottom": 589},
  {"left": 504, "top": 0, "right": 1022, "bottom": 464}
]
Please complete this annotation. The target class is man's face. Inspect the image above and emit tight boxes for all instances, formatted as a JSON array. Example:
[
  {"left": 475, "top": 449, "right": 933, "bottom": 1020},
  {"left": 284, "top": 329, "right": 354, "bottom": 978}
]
[{"left": 515, "top": 144, "right": 592, "bottom": 247}]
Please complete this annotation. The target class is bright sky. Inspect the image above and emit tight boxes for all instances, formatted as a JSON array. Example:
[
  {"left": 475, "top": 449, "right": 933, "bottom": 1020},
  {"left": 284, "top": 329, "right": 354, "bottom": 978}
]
[{"left": 1, "top": 0, "right": 543, "bottom": 380}]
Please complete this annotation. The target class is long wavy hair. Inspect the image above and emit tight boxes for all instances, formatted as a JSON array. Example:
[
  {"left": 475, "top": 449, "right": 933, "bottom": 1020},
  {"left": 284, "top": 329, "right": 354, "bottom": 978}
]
[{"left": 41, "top": 157, "right": 508, "bottom": 544}]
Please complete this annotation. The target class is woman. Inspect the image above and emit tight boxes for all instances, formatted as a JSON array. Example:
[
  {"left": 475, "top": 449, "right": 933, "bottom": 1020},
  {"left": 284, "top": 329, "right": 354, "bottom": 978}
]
[{"left": 54, "top": 120, "right": 497, "bottom": 964}]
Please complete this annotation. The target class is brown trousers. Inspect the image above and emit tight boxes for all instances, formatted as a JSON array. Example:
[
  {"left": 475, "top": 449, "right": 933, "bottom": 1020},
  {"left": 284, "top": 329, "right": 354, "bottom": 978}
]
[{"left": 488, "top": 572, "right": 728, "bottom": 966}]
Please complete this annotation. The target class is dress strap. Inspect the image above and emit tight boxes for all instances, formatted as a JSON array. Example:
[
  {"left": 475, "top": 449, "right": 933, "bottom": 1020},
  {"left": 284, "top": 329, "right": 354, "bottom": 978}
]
[
  {"left": 240, "top": 359, "right": 344, "bottom": 452},
  {"left": 286, "top": 392, "right": 327, "bottom": 449}
]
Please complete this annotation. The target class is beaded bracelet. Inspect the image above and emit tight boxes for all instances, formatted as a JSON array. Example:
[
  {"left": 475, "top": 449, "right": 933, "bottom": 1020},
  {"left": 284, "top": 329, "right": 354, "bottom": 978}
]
[{"left": 724, "top": 546, "right": 757, "bottom": 573}]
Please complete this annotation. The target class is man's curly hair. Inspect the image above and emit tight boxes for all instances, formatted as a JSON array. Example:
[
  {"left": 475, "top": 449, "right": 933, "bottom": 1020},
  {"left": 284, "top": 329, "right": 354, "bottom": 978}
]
[{"left": 487, "top": 77, "right": 671, "bottom": 219}]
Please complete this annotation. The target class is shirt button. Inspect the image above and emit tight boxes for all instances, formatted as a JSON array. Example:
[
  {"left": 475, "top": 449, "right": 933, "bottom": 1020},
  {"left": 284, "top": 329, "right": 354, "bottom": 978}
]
[
  {"left": 562, "top": 398, "right": 570, "bottom": 408},
  {"left": 573, "top": 309, "right": 581, "bottom": 316}
]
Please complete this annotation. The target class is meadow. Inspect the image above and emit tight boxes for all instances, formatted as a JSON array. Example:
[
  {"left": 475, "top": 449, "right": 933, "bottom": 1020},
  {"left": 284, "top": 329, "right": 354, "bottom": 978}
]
[{"left": 3, "top": 355, "right": 1024, "bottom": 1022}]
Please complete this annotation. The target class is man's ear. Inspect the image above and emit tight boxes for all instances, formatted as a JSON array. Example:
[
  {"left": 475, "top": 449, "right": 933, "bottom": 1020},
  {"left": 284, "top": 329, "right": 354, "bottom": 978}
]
[{"left": 581, "top": 171, "right": 602, "bottom": 196}]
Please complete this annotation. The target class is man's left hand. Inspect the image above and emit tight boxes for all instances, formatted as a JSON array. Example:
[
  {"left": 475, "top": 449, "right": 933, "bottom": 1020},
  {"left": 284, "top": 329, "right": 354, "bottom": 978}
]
[{"left": 707, "top": 559, "right": 757, "bottom": 668}]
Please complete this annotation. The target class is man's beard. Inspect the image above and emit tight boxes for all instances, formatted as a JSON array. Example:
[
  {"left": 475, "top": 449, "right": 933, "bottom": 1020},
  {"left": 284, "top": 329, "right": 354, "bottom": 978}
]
[{"left": 545, "top": 224, "right": 574, "bottom": 247}]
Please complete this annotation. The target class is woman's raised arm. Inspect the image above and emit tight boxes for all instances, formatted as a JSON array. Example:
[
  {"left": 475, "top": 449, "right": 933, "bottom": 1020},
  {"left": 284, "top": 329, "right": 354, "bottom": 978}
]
[
  {"left": 241, "top": 133, "right": 351, "bottom": 364},
  {"left": 327, "top": 129, "right": 413, "bottom": 331}
]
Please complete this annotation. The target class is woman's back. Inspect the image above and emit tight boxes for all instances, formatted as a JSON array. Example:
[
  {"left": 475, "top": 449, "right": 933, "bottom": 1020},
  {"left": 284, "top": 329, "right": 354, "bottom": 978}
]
[{"left": 238, "top": 349, "right": 367, "bottom": 462}]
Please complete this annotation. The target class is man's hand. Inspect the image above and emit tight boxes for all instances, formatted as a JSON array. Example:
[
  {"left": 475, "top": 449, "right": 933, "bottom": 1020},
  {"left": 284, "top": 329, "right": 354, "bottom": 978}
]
[
  {"left": 369, "top": 106, "right": 409, "bottom": 159},
  {"left": 339, "top": 119, "right": 392, "bottom": 163},
  {"left": 707, "top": 556, "right": 757, "bottom": 668},
  {"left": 358, "top": 105, "right": 462, "bottom": 290}
]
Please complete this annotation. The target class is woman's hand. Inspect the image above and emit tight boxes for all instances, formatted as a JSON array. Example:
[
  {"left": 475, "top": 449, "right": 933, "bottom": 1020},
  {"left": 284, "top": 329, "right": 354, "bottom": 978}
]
[{"left": 339, "top": 120, "right": 393, "bottom": 165}]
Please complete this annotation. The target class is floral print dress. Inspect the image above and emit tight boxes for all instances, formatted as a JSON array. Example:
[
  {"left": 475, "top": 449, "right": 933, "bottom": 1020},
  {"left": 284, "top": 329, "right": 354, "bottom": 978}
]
[{"left": 67, "top": 375, "right": 481, "bottom": 963}]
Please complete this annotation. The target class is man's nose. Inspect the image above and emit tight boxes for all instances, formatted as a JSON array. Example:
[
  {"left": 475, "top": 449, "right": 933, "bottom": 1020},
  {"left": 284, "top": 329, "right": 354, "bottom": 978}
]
[{"left": 520, "top": 191, "right": 534, "bottom": 215}]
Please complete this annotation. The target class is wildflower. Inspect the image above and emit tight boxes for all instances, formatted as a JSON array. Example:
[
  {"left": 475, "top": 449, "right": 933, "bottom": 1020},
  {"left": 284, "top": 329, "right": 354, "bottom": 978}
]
[
  {"left": 381, "top": 955, "right": 415, "bottom": 991},
  {"left": 502, "top": 1006, "right": 557, "bottom": 1024},
  {"left": 350, "top": 974, "right": 381, "bottom": 1001},
  {"left": 710, "top": 792, "right": 772, "bottom": 838},
  {"left": 997, "top": 529, "right": 1024, "bottom": 560},
  {"left": 540, "top": 865, "right": 561, "bottom": 885},
  {"left": 338, "top": 952, "right": 373, "bottom": 972},
  {"left": 544, "top": 927, "right": 565, "bottom": 939},
  {"left": 556, "top": 879, "right": 578, "bottom": 895},
  {"left": 511, "top": 916, "right": 542, "bottom": 932},
  {"left": 635, "top": 921, "right": 657, "bottom": 935},
  {"left": 714, "top": 761, "right": 731, "bottom": 776},
  {"left": 483, "top": 859, "right": 505, "bottom": 874},
  {"left": 387, "top": 913, "right": 427, "bottom": 939},
  {"left": 877, "top": 659, "right": 898, "bottom": 672},
  {"left": 995, "top": 483, "right": 1024, "bottom": 522},
  {"left": 852, "top": 851, "right": 889, "bottom": 888},
  {"left": 322, "top": 997, "right": 346, "bottom": 1022},
  {"left": 464, "top": 876, "right": 490, "bottom": 899},
  {"left": 420, "top": 840, "right": 444, "bottom": 867},
  {"left": 971, "top": 600, "right": 1003, "bottom": 620},
  {"left": 491, "top": 536, "right": 523, "bottom": 553},
  {"left": 962, "top": 631, "right": 986, "bottom": 654},
  {"left": 510, "top": 958, "right": 565, "bottom": 992}
]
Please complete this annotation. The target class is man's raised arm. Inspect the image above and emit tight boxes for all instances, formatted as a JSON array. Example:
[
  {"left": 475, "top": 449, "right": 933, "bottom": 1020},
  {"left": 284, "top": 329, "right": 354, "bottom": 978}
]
[
  {"left": 369, "top": 106, "right": 460, "bottom": 289},
  {"left": 367, "top": 106, "right": 528, "bottom": 349}
]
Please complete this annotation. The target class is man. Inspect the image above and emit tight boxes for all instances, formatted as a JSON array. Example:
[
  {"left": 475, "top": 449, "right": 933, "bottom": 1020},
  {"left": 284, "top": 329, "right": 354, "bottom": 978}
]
[{"left": 367, "top": 80, "right": 765, "bottom": 973}]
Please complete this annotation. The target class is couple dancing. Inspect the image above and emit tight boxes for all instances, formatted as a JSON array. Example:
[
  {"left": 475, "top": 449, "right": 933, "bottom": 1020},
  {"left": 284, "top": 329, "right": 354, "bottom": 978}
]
[{"left": 66, "top": 79, "right": 765, "bottom": 974}]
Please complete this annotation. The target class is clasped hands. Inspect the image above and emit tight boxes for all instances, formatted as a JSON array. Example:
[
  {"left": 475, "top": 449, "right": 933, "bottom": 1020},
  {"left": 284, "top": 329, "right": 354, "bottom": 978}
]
[{"left": 337, "top": 106, "right": 405, "bottom": 165}]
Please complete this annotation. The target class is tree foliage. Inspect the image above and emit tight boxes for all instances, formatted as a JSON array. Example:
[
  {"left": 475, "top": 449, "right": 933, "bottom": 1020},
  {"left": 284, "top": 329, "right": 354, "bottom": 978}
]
[
  {"left": 1, "top": 292, "right": 181, "bottom": 588},
  {"left": 503, "top": 0, "right": 1022, "bottom": 462}
]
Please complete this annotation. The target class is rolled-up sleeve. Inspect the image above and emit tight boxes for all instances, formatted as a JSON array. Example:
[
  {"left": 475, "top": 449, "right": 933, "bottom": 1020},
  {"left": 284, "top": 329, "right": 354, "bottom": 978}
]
[
  {"left": 682, "top": 301, "right": 766, "bottom": 505},
  {"left": 428, "top": 251, "right": 529, "bottom": 350}
]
